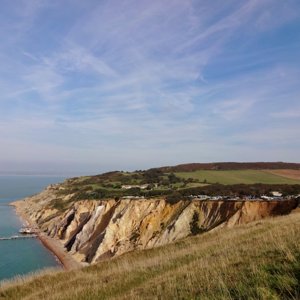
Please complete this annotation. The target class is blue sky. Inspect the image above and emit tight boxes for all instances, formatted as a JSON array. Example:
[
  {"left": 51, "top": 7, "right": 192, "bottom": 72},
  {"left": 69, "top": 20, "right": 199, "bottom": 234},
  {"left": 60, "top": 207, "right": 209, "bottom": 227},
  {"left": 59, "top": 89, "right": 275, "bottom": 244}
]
[{"left": 0, "top": 0, "right": 299, "bottom": 175}]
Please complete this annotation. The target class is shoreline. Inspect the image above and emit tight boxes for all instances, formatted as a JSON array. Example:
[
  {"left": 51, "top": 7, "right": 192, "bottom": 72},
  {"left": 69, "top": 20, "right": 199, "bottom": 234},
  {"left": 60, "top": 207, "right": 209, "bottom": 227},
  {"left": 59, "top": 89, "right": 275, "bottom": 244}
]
[{"left": 10, "top": 200, "right": 82, "bottom": 271}]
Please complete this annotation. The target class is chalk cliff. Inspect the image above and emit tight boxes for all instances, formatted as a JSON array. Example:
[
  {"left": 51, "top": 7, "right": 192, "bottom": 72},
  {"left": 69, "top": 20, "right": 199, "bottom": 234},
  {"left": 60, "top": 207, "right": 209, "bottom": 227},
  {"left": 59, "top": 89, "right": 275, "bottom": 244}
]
[{"left": 18, "top": 185, "right": 299, "bottom": 264}]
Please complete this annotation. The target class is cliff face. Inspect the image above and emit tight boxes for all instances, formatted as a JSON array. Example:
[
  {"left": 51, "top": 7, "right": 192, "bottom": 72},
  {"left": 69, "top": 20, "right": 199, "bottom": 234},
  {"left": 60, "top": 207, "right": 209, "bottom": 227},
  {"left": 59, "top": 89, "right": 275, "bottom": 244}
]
[{"left": 19, "top": 187, "right": 299, "bottom": 264}]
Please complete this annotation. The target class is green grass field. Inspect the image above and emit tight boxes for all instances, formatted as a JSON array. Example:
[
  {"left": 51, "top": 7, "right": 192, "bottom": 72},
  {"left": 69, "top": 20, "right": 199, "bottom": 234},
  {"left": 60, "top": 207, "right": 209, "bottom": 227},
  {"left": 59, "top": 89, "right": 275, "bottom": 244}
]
[{"left": 175, "top": 170, "right": 300, "bottom": 185}]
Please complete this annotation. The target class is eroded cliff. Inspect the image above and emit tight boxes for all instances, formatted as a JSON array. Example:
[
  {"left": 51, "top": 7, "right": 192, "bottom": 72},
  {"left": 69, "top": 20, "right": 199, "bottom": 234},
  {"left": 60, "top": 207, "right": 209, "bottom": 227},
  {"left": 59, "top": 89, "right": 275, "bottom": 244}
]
[{"left": 17, "top": 185, "right": 299, "bottom": 264}]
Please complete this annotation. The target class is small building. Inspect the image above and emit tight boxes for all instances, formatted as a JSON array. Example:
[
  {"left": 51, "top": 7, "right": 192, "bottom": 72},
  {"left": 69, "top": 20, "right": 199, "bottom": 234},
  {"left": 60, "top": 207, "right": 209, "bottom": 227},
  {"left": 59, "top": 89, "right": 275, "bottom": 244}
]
[
  {"left": 271, "top": 191, "right": 282, "bottom": 197},
  {"left": 121, "top": 184, "right": 149, "bottom": 190},
  {"left": 197, "top": 195, "right": 209, "bottom": 200},
  {"left": 261, "top": 195, "right": 273, "bottom": 200}
]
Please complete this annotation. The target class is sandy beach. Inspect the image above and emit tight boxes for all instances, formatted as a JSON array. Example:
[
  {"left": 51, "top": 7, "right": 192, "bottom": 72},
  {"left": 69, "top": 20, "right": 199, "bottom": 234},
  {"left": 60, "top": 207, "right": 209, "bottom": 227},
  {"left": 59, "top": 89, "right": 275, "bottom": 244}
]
[{"left": 10, "top": 200, "right": 82, "bottom": 271}]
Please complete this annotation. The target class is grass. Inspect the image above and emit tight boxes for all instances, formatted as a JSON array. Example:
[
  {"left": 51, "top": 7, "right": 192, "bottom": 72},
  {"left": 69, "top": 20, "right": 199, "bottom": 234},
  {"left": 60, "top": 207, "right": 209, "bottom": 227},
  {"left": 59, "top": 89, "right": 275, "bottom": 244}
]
[
  {"left": 176, "top": 170, "right": 300, "bottom": 185},
  {"left": 1, "top": 211, "right": 300, "bottom": 299}
]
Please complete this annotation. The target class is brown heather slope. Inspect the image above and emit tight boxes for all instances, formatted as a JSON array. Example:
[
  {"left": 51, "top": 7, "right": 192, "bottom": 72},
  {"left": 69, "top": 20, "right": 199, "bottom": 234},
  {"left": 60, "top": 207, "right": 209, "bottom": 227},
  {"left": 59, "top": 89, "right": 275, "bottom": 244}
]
[
  {"left": 264, "top": 169, "right": 300, "bottom": 180},
  {"left": 157, "top": 162, "right": 300, "bottom": 172},
  {"left": 1, "top": 211, "right": 300, "bottom": 299}
]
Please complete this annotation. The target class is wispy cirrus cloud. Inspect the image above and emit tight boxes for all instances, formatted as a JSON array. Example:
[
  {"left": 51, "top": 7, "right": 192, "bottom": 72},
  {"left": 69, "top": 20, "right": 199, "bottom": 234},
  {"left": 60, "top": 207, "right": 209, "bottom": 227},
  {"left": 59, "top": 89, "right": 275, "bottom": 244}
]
[
  {"left": 271, "top": 109, "right": 300, "bottom": 119},
  {"left": 0, "top": 0, "right": 299, "bottom": 174}
]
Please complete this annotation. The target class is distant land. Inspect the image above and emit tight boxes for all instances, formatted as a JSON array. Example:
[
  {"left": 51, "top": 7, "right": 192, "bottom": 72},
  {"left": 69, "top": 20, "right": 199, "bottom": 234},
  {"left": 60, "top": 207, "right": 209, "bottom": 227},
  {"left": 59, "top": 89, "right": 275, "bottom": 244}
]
[
  {"left": 156, "top": 161, "right": 300, "bottom": 172},
  {"left": 44, "top": 161, "right": 300, "bottom": 205}
]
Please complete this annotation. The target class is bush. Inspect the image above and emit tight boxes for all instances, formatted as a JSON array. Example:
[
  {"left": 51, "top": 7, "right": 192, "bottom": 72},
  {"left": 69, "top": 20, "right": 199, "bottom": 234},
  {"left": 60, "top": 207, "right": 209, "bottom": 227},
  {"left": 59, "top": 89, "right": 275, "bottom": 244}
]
[
  {"left": 190, "top": 212, "right": 205, "bottom": 235},
  {"left": 166, "top": 192, "right": 182, "bottom": 204}
]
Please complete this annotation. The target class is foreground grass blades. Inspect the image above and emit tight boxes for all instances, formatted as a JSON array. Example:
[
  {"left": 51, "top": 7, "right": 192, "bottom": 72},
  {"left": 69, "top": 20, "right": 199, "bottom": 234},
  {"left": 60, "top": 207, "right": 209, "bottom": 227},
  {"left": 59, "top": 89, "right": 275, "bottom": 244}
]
[{"left": 1, "top": 211, "right": 300, "bottom": 299}]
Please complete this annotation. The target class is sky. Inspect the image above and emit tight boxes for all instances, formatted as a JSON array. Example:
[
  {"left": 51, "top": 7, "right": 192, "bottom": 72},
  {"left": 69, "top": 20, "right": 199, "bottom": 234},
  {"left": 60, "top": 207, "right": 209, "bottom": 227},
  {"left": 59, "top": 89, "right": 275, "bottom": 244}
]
[{"left": 0, "top": 0, "right": 299, "bottom": 175}]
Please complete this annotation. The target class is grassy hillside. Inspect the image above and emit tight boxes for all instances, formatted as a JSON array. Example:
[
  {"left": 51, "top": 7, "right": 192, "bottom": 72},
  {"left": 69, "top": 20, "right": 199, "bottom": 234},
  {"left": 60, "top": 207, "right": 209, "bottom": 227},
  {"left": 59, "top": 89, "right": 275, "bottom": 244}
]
[
  {"left": 159, "top": 162, "right": 300, "bottom": 172},
  {"left": 175, "top": 170, "right": 300, "bottom": 185},
  {"left": 52, "top": 168, "right": 300, "bottom": 206},
  {"left": 1, "top": 211, "right": 300, "bottom": 299}
]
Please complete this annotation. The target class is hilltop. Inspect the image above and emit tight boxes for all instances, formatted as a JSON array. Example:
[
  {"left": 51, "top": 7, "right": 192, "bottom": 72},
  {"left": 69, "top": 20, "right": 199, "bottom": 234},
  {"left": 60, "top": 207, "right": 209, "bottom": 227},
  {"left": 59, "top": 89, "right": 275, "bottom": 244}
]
[
  {"left": 33, "top": 163, "right": 300, "bottom": 209},
  {"left": 156, "top": 161, "right": 300, "bottom": 172},
  {"left": 51, "top": 162, "right": 300, "bottom": 205}
]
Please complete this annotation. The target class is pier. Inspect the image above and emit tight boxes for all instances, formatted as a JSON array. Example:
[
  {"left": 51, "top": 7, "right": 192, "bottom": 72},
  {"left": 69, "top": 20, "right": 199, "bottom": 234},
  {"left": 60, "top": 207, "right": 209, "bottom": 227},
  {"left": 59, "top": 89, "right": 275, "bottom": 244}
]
[{"left": 0, "top": 235, "right": 37, "bottom": 241}]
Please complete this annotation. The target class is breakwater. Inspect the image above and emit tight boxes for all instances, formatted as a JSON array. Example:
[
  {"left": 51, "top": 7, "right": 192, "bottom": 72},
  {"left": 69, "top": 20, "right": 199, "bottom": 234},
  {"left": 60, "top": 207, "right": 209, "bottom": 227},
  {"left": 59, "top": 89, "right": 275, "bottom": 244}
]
[{"left": 0, "top": 235, "right": 37, "bottom": 241}]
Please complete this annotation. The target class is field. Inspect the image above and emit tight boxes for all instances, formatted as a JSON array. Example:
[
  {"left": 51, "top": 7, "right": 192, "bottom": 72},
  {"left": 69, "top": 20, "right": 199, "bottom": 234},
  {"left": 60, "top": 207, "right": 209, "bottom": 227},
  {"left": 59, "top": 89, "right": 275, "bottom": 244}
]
[
  {"left": 175, "top": 169, "right": 300, "bottom": 185},
  {"left": 264, "top": 169, "right": 300, "bottom": 180},
  {"left": 1, "top": 211, "right": 300, "bottom": 299}
]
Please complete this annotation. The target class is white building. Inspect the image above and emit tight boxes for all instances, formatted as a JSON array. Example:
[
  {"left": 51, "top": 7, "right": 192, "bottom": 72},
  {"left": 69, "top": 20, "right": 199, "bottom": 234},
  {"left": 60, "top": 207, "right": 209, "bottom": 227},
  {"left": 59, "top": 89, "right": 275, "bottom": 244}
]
[{"left": 271, "top": 191, "right": 282, "bottom": 197}]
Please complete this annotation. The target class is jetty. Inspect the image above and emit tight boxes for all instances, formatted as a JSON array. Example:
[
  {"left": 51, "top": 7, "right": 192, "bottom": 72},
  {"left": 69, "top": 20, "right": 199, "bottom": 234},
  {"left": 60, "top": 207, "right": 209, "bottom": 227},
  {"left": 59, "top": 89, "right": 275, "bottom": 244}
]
[
  {"left": 0, "top": 235, "right": 37, "bottom": 241},
  {"left": 0, "top": 227, "right": 39, "bottom": 240},
  {"left": 19, "top": 227, "right": 39, "bottom": 234}
]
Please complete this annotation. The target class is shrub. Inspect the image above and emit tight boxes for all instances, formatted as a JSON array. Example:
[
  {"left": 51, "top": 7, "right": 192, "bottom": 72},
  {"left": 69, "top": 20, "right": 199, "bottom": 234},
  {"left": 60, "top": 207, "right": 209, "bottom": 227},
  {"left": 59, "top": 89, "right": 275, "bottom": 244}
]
[
  {"left": 166, "top": 192, "right": 182, "bottom": 204},
  {"left": 190, "top": 212, "right": 205, "bottom": 235}
]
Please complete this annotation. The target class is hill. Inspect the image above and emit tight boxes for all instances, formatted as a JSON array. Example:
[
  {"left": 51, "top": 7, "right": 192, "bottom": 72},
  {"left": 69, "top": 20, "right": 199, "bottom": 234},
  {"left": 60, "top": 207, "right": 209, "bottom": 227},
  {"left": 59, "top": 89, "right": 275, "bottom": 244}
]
[
  {"left": 175, "top": 169, "right": 300, "bottom": 185},
  {"left": 49, "top": 163, "right": 300, "bottom": 203},
  {"left": 1, "top": 210, "right": 300, "bottom": 299},
  {"left": 157, "top": 162, "right": 300, "bottom": 172}
]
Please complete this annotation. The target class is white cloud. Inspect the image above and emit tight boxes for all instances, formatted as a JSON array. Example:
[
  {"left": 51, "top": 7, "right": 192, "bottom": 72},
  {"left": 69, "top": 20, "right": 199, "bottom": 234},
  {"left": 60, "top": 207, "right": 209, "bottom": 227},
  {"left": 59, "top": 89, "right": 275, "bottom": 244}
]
[
  {"left": 23, "top": 64, "right": 64, "bottom": 100},
  {"left": 0, "top": 0, "right": 299, "bottom": 173},
  {"left": 271, "top": 109, "right": 300, "bottom": 119},
  {"left": 212, "top": 98, "right": 256, "bottom": 121},
  {"left": 49, "top": 45, "right": 118, "bottom": 77}
]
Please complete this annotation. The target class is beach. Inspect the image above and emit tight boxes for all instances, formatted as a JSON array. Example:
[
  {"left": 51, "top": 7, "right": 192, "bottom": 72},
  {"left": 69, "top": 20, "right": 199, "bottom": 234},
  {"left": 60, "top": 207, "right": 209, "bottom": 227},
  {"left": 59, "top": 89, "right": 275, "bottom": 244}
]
[{"left": 11, "top": 200, "right": 82, "bottom": 271}]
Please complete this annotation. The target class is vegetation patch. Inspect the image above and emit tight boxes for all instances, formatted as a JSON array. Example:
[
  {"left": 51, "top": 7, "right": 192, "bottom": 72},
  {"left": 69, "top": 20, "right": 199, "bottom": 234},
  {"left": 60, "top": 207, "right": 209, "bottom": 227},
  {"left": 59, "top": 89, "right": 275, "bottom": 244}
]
[
  {"left": 50, "top": 198, "right": 70, "bottom": 212},
  {"left": 165, "top": 192, "right": 182, "bottom": 204},
  {"left": 190, "top": 211, "right": 205, "bottom": 235},
  {"left": 52, "top": 168, "right": 300, "bottom": 205},
  {"left": 175, "top": 170, "right": 300, "bottom": 185}
]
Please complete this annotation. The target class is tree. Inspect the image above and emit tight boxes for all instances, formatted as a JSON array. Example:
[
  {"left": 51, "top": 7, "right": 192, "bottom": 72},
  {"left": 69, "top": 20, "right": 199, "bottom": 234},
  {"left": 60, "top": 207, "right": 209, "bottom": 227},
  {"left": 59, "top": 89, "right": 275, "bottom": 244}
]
[
  {"left": 168, "top": 173, "right": 180, "bottom": 184},
  {"left": 166, "top": 192, "right": 182, "bottom": 204}
]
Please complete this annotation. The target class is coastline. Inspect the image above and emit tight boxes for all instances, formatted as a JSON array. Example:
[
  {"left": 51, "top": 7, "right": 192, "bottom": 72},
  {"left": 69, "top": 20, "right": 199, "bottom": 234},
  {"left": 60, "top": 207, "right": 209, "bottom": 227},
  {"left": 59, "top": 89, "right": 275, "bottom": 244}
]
[{"left": 10, "top": 200, "right": 82, "bottom": 271}]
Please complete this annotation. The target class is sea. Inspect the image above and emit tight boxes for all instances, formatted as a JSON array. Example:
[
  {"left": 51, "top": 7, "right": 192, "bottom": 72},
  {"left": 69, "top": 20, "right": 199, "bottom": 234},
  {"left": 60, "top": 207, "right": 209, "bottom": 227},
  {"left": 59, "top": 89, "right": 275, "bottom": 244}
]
[{"left": 0, "top": 175, "right": 65, "bottom": 282}]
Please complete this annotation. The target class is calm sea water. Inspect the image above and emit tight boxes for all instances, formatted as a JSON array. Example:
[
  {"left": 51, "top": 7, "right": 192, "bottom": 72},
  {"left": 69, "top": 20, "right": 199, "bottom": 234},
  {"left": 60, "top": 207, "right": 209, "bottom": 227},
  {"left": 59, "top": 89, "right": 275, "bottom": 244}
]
[{"left": 0, "top": 176, "right": 65, "bottom": 282}]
